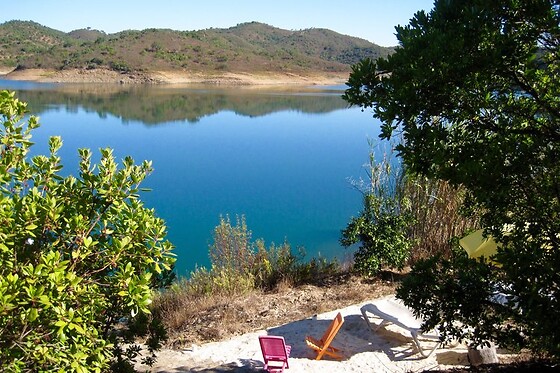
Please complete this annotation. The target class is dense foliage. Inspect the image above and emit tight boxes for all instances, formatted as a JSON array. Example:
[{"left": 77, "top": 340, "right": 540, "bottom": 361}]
[
  {"left": 0, "top": 91, "right": 175, "bottom": 372},
  {"left": 344, "top": 0, "right": 560, "bottom": 357}
]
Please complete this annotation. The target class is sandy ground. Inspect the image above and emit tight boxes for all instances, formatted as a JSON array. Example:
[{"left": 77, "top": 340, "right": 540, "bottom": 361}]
[
  {"left": 137, "top": 296, "right": 515, "bottom": 373},
  {"left": 0, "top": 68, "right": 348, "bottom": 86}
]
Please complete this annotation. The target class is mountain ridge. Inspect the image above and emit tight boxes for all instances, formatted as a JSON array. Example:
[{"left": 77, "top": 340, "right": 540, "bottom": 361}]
[{"left": 0, "top": 20, "right": 393, "bottom": 83}]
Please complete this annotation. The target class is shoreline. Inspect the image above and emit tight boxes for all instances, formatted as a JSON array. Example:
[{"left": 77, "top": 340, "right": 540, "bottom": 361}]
[{"left": 0, "top": 67, "right": 349, "bottom": 86}]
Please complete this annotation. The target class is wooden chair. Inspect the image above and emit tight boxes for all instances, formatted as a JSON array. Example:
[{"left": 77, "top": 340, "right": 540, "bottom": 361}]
[
  {"left": 259, "top": 335, "right": 291, "bottom": 372},
  {"left": 305, "top": 312, "right": 344, "bottom": 360}
]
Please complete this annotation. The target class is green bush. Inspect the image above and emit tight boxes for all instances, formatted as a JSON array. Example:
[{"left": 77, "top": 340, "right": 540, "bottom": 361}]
[
  {"left": 186, "top": 215, "right": 342, "bottom": 295},
  {"left": 253, "top": 240, "right": 340, "bottom": 288},
  {"left": 0, "top": 91, "right": 175, "bottom": 372},
  {"left": 341, "top": 138, "right": 477, "bottom": 277},
  {"left": 109, "top": 60, "right": 131, "bottom": 73},
  {"left": 341, "top": 151, "right": 412, "bottom": 276},
  {"left": 342, "top": 194, "right": 412, "bottom": 276}
]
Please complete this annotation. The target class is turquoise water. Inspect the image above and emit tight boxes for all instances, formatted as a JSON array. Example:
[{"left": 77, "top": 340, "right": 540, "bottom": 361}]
[{"left": 0, "top": 81, "right": 385, "bottom": 276}]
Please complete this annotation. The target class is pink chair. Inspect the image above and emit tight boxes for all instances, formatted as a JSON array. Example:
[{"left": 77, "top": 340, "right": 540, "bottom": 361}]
[{"left": 259, "top": 335, "right": 291, "bottom": 372}]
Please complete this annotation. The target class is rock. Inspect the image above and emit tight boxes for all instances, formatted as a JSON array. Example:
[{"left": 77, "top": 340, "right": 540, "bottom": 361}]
[{"left": 468, "top": 343, "right": 499, "bottom": 366}]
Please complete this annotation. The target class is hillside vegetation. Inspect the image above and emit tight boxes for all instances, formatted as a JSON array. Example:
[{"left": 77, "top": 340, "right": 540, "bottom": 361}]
[{"left": 0, "top": 20, "right": 393, "bottom": 76}]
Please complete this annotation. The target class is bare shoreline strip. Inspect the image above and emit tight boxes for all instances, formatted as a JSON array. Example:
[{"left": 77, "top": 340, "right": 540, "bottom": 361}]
[{"left": 0, "top": 68, "right": 349, "bottom": 86}]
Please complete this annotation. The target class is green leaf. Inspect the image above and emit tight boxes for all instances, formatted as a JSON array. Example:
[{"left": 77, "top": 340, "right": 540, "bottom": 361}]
[
  {"left": 70, "top": 322, "right": 85, "bottom": 334},
  {"left": 28, "top": 308, "right": 39, "bottom": 322}
]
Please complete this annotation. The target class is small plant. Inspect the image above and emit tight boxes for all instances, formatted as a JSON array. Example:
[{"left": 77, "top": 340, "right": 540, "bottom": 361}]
[
  {"left": 342, "top": 194, "right": 412, "bottom": 276},
  {"left": 209, "top": 215, "right": 253, "bottom": 274},
  {"left": 177, "top": 215, "right": 345, "bottom": 296}
]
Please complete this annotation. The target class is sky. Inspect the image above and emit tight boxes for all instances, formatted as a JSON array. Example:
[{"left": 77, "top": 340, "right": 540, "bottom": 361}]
[{"left": 1, "top": 0, "right": 435, "bottom": 47}]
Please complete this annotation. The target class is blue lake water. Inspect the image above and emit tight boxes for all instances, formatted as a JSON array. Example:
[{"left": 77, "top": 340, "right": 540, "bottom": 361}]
[{"left": 0, "top": 81, "right": 386, "bottom": 277}]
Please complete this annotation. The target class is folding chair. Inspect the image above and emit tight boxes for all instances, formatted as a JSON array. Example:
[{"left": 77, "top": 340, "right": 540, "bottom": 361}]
[
  {"left": 305, "top": 312, "right": 344, "bottom": 360},
  {"left": 259, "top": 335, "right": 291, "bottom": 372}
]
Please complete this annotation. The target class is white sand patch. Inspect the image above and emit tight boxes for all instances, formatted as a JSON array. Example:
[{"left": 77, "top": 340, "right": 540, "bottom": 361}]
[{"left": 135, "top": 296, "right": 507, "bottom": 372}]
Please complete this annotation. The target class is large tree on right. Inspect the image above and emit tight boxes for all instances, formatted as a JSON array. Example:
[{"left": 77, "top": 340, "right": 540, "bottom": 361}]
[{"left": 344, "top": 0, "right": 560, "bottom": 357}]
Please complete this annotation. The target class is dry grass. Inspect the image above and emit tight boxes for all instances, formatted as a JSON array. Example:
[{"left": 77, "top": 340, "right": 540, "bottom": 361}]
[
  {"left": 152, "top": 273, "right": 398, "bottom": 348},
  {"left": 406, "top": 177, "right": 479, "bottom": 261}
]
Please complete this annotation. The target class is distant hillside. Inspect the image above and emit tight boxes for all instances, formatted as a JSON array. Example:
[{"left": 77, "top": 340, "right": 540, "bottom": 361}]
[{"left": 0, "top": 20, "right": 393, "bottom": 76}]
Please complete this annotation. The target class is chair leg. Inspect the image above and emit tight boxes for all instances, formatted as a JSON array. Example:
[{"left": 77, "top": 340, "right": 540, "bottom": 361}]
[
  {"left": 264, "top": 364, "right": 286, "bottom": 373},
  {"left": 411, "top": 331, "right": 440, "bottom": 358},
  {"left": 361, "top": 308, "right": 390, "bottom": 333}
]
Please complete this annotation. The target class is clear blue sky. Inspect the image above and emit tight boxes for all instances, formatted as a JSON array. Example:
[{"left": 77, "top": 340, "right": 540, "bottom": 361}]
[{"left": 1, "top": 0, "right": 434, "bottom": 46}]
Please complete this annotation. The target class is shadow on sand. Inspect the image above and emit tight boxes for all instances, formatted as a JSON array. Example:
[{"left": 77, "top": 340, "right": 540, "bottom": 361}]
[{"left": 149, "top": 306, "right": 469, "bottom": 372}]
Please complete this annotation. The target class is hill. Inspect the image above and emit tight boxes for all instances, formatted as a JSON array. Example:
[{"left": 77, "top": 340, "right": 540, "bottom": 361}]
[{"left": 0, "top": 20, "right": 393, "bottom": 82}]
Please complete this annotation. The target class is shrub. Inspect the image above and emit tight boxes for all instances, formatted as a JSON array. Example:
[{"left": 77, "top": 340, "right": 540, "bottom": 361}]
[
  {"left": 342, "top": 194, "right": 412, "bottom": 276},
  {"left": 342, "top": 142, "right": 478, "bottom": 276},
  {"left": 109, "top": 60, "right": 131, "bottom": 73},
  {"left": 0, "top": 91, "right": 175, "bottom": 372},
  {"left": 209, "top": 216, "right": 253, "bottom": 273},
  {"left": 253, "top": 240, "right": 340, "bottom": 288},
  {"left": 341, "top": 149, "right": 412, "bottom": 276},
  {"left": 186, "top": 215, "right": 342, "bottom": 295}
]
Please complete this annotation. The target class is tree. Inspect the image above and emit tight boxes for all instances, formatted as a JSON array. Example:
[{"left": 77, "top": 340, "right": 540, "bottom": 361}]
[
  {"left": 0, "top": 90, "right": 175, "bottom": 372},
  {"left": 344, "top": 0, "right": 560, "bottom": 357}
]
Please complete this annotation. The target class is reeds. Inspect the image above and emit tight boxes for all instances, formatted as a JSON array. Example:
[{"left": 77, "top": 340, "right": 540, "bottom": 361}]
[
  {"left": 347, "top": 140, "right": 479, "bottom": 268},
  {"left": 404, "top": 174, "right": 479, "bottom": 261}
]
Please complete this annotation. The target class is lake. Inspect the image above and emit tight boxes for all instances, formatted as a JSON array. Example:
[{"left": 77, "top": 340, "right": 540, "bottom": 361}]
[{"left": 0, "top": 80, "right": 385, "bottom": 277}]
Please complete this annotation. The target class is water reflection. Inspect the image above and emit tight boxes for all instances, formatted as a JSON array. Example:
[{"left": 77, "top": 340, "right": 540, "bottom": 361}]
[
  {"left": 0, "top": 80, "right": 373, "bottom": 276},
  {"left": 2, "top": 81, "right": 348, "bottom": 124}
]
